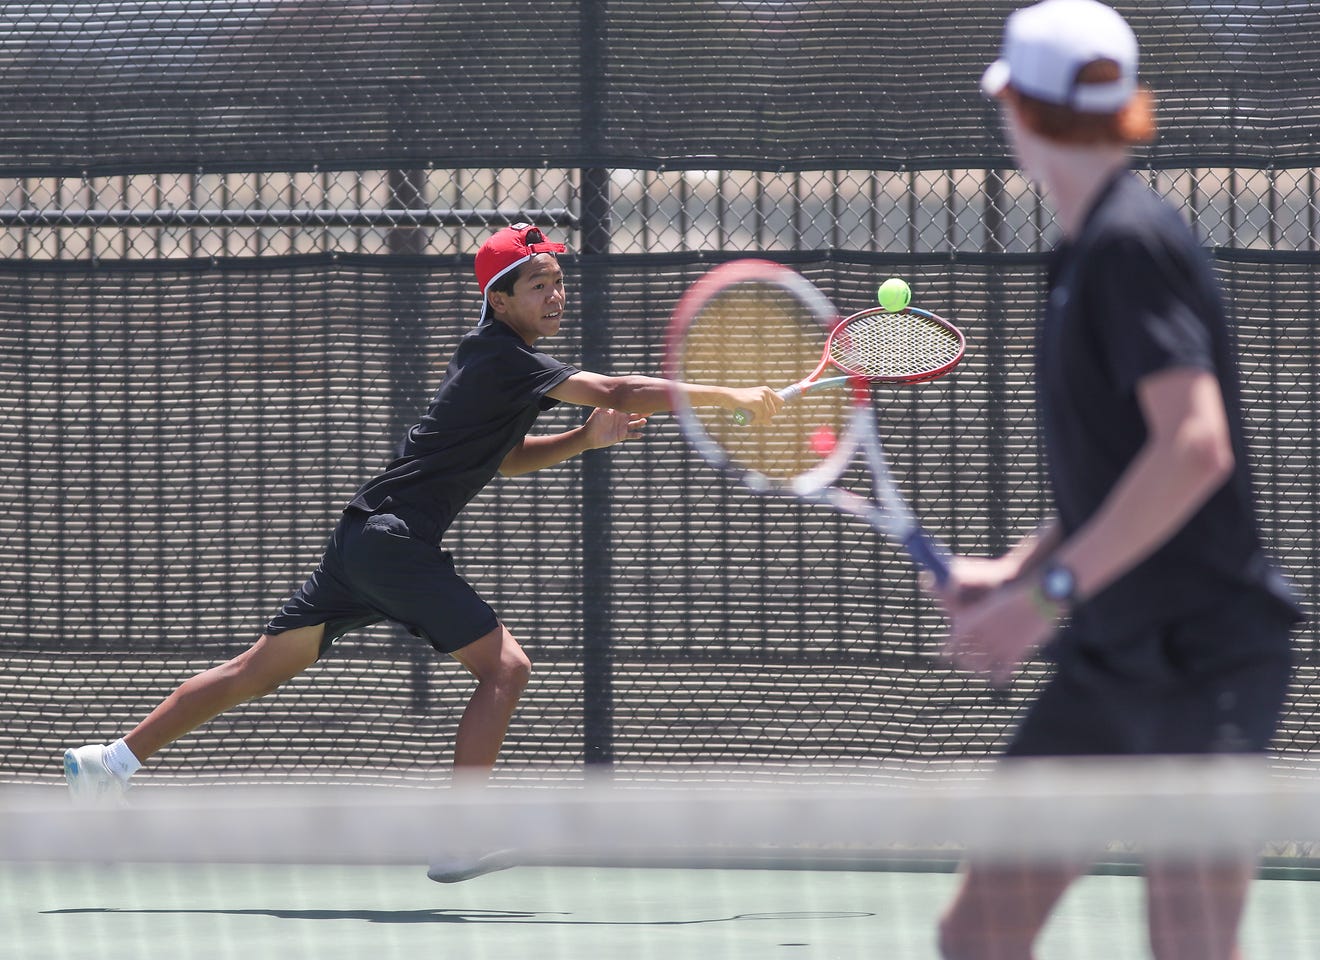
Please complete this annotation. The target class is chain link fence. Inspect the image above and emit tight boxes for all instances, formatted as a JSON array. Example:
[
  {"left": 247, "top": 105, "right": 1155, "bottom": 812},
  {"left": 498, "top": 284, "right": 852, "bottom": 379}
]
[
  {"left": 2, "top": 1, "right": 1318, "bottom": 783},
  {"left": 0, "top": 164, "right": 1316, "bottom": 260}
]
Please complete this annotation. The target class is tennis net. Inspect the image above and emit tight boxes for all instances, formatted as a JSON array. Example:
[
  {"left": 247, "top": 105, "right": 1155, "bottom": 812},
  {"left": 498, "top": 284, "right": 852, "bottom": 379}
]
[{"left": 4, "top": 757, "right": 1319, "bottom": 960}]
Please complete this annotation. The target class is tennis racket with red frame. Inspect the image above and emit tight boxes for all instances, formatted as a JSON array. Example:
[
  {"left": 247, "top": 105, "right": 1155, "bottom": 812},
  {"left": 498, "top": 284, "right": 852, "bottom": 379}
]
[
  {"left": 732, "top": 280, "right": 963, "bottom": 424},
  {"left": 665, "top": 258, "right": 962, "bottom": 585}
]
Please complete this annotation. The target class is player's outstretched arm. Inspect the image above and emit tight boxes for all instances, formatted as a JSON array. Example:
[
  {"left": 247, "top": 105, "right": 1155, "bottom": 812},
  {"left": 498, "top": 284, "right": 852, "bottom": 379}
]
[{"left": 550, "top": 371, "right": 782, "bottom": 424}]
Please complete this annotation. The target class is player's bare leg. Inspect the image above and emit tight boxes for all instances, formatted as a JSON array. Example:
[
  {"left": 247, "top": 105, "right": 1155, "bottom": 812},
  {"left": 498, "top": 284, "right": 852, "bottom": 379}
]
[
  {"left": 65, "top": 625, "right": 323, "bottom": 805},
  {"left": 426, "top": 623, "right": 531, "bottom": 883},
  {"left": 1146, "top": 858, "right": 1253, "bottom": 960},
  {"left": 938, "top": 861, "right": 1083, "bottom": 960},
  {"left": 449, "top": 622, "right": 532, "bottom": 772},
  {"left": 124, "top": 625, "right": 325, "bottom": 762}
]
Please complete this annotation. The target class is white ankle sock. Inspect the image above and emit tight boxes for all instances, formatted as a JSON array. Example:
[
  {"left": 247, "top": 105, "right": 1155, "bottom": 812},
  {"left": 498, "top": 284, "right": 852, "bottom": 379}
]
[{"left": 103, "top": 738, "right": 142, "bottom": 780}]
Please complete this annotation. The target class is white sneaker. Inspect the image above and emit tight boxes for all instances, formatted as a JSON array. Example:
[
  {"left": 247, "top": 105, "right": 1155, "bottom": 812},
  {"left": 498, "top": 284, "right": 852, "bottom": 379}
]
[
  {"left": 63, "top": 744, "right": 129, "bottom": 807},
  {"left": 426, "top": 849, "right": 517, "bottom": 883}
]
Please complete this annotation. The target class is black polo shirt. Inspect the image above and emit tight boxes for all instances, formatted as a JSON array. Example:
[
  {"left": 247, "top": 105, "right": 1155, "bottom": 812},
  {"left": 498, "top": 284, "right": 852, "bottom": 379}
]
[
  {"left": 1038, "top": 171, "right": 1299, "bottom": 641},
  {"left": 347, "top": 319, "right": 579, "bottom": 542}
]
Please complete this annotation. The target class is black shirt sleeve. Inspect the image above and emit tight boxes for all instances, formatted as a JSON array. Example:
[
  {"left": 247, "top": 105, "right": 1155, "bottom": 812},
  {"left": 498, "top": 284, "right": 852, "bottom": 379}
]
[
  {"left": 1086, "top": 236, "right": 1216, "bottom": 395},
  {"left": 480, "top": 333, "right": 579, "bottom": 409}
]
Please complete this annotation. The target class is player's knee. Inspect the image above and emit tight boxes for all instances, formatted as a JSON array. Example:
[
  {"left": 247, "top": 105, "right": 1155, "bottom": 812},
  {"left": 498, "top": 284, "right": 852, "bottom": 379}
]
[
  {"left": 456, "top": 627, "right": 532, "bottom": 691},
  {"left": 501, "top": 647, "right": 532, "bottom": 691},
  {"left": 937, "top": 914, "right": 998, "bottom": 960},
  {"left": 490, "top": 627, "right": 532, "bottom": 689},
  {"left": 1148, "top": 921, "right": 1237, "bottom": 960},
  {"left": 936, "top": 916, "right": 971, "bottom": 960}
]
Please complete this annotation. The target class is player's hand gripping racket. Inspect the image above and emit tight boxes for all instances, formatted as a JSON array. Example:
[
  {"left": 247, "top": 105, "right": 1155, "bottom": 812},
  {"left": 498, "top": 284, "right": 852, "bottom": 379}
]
[{"left": 665, "top": 259, "right": 962, "bottom": 585}]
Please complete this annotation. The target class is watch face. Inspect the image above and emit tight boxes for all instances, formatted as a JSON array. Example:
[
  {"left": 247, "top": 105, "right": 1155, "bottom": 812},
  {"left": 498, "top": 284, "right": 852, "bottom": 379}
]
[{"left": 1042, "top": 565, "right": 1076, "bottom": 601}]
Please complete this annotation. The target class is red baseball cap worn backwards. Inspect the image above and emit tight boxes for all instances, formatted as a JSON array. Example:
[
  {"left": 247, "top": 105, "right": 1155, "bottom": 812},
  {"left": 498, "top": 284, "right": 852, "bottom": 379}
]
[{"left": 475, "top": 223, "right": 567, "bottom": 324}]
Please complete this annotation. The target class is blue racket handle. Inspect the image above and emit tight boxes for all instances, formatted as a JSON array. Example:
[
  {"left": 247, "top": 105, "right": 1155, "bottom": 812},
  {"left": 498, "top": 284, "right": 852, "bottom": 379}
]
[{"left": 904, "top": 530, "right": 951, "bottom": 587}]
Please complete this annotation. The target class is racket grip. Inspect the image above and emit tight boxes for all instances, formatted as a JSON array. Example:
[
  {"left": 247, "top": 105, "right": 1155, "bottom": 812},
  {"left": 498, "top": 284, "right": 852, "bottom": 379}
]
[
  {"left": 733, "top": 383, "right": 803, "bottom": 427},
  {"left": 904, "top": 530, "right": 951, "bottom": 587}
]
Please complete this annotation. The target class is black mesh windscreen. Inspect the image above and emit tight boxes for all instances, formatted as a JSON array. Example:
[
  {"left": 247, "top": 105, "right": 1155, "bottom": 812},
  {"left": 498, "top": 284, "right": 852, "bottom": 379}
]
[
  {"left": 0, "top": 2, "right": 1317, "bottom": 176},
  {"left": 1, "top": 2, "right": 1318, "bottom": 784},
  {"left": 3, "top": 253, "right": 1316, "bottom": 781}
]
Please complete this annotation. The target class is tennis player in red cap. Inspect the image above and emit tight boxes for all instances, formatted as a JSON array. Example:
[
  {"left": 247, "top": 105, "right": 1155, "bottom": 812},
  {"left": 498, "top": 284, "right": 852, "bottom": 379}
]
[{"left": 63, "top": 225, "right": 781, "bottom": 872}]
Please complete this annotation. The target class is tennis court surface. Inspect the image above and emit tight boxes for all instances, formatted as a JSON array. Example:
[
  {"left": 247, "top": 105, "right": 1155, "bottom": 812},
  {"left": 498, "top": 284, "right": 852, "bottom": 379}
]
[
  {"left": 6, "top": 758, "right": 1319, "bottom": 959},
  {"left": 9, "top": 862, "right": 1317, "bottom": 960}
]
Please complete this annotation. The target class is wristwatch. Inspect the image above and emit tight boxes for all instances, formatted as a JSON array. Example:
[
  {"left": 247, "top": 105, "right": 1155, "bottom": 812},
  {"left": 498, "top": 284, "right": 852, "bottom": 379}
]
[{"left": 1037, "top": 561, "right": 1078, "bottom": 612}]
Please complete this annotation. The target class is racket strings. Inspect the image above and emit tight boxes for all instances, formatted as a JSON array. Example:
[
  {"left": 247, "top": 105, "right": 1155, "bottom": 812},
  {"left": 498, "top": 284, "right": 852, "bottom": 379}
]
[
  {"left": 678, "top": 284, "right": 847, "bottom": 485},
  {"left": 831, "top": 311, "right": 962, "bottom": 379}
]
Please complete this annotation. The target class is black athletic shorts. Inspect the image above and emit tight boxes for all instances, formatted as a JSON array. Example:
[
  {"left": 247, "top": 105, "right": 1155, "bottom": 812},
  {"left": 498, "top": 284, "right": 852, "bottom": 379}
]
[
  {"left": 1007, "top": 593, "right": 1296, "bottom": 757},
  {"left": 264, "top": 510, "right": 499, "bottom": 657}
]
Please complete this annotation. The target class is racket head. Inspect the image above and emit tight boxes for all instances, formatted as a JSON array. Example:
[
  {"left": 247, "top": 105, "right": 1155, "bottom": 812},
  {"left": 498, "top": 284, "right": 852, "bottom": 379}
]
[
  {"left": 826, "top": 306, "right": 965, "bottom": 384},
  {"left": 664, "top": 259, "right": 851, "bottom": 492}
]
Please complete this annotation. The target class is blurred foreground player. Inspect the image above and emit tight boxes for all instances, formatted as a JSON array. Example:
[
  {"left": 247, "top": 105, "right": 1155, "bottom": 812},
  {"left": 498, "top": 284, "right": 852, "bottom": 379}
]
[{"left": 930, "top": 3, "right": 1302, "bottom": 958}]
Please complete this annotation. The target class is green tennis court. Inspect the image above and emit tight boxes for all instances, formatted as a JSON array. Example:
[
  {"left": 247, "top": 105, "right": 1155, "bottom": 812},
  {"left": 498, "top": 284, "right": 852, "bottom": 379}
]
[{"left": 7, "top": 862, "right": 1318, "bottom": 960}]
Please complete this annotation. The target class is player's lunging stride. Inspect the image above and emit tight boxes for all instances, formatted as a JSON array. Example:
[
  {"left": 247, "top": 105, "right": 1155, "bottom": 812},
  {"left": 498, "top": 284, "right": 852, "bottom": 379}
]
[{"left": 64, "top": 225, "right": 782, "bottom": 879}]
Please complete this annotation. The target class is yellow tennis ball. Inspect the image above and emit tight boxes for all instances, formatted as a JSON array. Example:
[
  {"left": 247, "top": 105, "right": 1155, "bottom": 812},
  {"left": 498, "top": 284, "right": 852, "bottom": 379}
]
[{"left": 877, "top": 277, "right": 911, "bottom": 312}]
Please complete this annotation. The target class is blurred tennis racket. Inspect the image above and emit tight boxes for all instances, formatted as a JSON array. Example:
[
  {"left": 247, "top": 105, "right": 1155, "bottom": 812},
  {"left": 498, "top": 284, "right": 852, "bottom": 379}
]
[{"left": 664, "top": 259, "right": 962, "bottom": 585}]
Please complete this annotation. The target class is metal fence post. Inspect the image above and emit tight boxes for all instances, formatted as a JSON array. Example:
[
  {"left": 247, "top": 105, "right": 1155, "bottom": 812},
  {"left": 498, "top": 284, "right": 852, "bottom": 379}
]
[
  {"left": 579, "top": 0, "right": 614, "bottom": 767},
  {"left": 387, "top": 80, "right": 434, "bottom": 714}
]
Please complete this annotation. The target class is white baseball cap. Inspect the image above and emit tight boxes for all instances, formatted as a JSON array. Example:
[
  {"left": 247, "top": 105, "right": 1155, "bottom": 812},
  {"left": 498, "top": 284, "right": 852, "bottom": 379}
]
[{"left": 981, "top": 0, "right": 1138, "bottom": 112}]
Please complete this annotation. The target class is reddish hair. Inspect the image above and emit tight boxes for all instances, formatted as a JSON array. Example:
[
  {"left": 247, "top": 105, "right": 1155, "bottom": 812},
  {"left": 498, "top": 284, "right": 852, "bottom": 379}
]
[{"left": 1001, "top": 60, "right": 1156, "bottom": 146}]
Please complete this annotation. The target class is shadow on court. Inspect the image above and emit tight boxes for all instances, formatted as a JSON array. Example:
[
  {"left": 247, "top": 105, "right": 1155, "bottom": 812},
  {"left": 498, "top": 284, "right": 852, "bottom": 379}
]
[{"left": 42, "top": 906, "right": 874, "bottom": 926}]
